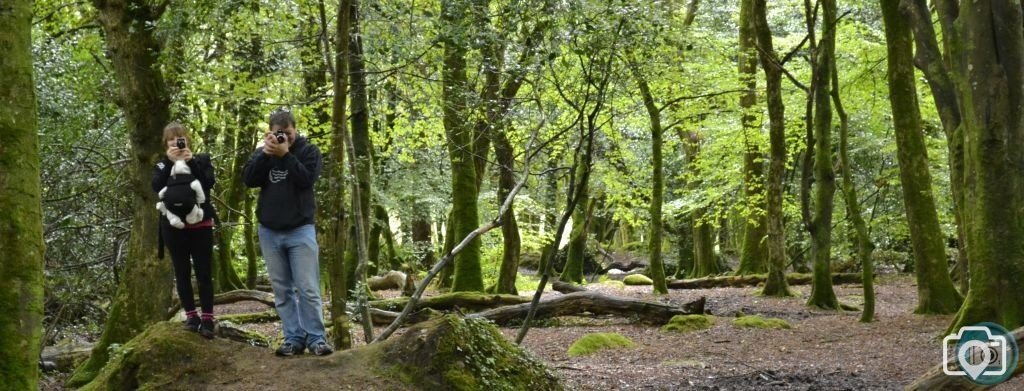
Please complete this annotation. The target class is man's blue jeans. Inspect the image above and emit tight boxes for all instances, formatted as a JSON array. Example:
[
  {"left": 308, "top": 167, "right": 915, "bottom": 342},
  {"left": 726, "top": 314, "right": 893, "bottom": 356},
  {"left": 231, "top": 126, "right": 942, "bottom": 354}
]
[{"left": 258, "top": 224, "right": 326, "bottom": 348}]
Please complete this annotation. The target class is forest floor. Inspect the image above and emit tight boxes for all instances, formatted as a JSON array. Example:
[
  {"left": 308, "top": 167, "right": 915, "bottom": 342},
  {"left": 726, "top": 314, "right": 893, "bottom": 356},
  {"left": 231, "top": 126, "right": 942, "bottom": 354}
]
[{"left": 40, "top": 274, "right": 1024, "bottom": 390}]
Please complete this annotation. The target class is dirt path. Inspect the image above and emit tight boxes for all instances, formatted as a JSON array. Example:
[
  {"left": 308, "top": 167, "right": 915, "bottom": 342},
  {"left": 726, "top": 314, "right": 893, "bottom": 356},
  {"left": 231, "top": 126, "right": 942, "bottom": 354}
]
[{"left": 507, "top": 275, "right": 1024, "bottom": 390}]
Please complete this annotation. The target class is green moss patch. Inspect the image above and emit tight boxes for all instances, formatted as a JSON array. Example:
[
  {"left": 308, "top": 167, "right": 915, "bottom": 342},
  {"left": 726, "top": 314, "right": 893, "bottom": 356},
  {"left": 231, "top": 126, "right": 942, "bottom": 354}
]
[
  {"left": 731, "top": 315, "right": 791, "bottom": 329},
  {"left": 623, "top": 274, "right": 654, "bottom": 286},
  {"left": 661, "top": 314, "right": 715, "bottom": 333},
  {"left": 567, "top": 333, "right": 637, "bottom": 357}
]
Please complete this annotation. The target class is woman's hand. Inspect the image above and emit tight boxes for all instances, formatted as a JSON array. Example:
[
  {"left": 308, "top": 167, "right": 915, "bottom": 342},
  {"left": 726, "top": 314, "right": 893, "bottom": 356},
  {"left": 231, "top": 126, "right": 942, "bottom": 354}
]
[{"left": 166, "top": 147, "right": 193, "bottom": 162}]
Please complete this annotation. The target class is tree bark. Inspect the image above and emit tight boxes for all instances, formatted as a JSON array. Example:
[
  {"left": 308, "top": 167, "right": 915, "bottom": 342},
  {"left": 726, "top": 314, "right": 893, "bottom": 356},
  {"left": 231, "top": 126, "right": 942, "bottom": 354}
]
[
  {"left": 945, "top": 0, "right": 1024, "bottom": 332},
  {"left": 805, "top": 0, "right": 840, "bottom": 310},
  {"left": 881, "top": 0, "right": 962, "bottom": 315},
  {"left": 751, "top": 0, "right": 792, "bottom": 297},
  {"left": 629, "top": 59, "right": 669, "bottom": 294},
  {"left": 494, "top": 131, "right": 523, "bottom": 294},
  {"left": 832, "top": 54, "right": 875, "bottom": 321},
  {"left": 68, "top": 0, "right": 174, "bottom": 385},
  {"left": 0, "top": 1, "right": 44, "bottom": 387},
  {"left": 441, "top": 0, "right": 484, "bottom": 292},
  {"left": 324, "top": 0, "right": 354, "bottom": 350},
  {"left": 901, "top": 0, "right": 969, "bottom": 294},
  {"left": 736, "top": 0, "right": 768, "bottom": 276}
]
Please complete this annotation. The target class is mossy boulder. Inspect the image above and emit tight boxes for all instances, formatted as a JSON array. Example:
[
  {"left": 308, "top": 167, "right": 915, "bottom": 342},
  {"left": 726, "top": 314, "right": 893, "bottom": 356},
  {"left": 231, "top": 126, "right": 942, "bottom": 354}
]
[
  {"left": 81, "top": 316, "right": 562, "bottom": 390},
  {"left": 566, "top": 333, "right": 636, "bottom": 357},
  {"left": 623, "top": 274, "right": 654, "bottom": 286},
  {"left": 731, "top": 315, "right": 791, "bottom": 329},
  {"left": 661, "top": 314, "right": 715, "bottom": 333}
]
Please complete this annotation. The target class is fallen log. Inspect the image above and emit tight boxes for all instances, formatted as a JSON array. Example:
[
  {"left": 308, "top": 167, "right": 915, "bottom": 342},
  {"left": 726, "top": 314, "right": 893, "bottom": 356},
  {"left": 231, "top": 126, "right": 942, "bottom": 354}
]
[
  {"left": 370, "top": 291, "right": 530, "bottom": 312},
  {"left": 667, "top": 272, "right": 863, "bottom": 289},
  {"left": 218, "top": 309, "right": 279, "bottom": 324},
  {"left": 468, "top": 291, "right": 706, "bottom": 326},
  {"left": 905, "top": 327, "right": 1024, "bottom": 390},
  {"left": 552, "top": 280, "right": 587, "bottom": 294},
  {"left": 41, "top": 343, "right": 94, "bottom": 371},
  {"left": 369, "top": 307, "right": 443, "bottom": 326},
  {"left": 167, "top": 289, "right": 275, "bottom": 318}
]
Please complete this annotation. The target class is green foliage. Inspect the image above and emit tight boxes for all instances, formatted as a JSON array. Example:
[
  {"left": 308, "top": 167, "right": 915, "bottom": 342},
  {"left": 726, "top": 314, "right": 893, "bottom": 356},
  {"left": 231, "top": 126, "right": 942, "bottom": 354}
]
[
  {"left": 661, "top": 315, "right": 715, "bottom": 333},
  {"left": 566, "top": 332, "right": 637, "bottom": 357}
]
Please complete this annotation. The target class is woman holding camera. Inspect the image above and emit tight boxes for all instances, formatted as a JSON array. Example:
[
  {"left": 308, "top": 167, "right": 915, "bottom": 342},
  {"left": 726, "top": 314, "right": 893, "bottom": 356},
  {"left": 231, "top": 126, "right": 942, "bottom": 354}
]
[{"left": 151, "top": 121, "right": 219, "bottom": 339}]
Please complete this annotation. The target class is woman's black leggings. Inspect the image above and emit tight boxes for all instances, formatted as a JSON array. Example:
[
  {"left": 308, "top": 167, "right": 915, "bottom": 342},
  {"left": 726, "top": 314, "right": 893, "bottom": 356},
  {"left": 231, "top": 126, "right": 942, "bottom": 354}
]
[{"left": 162, "top": 224, "right": 214, "bottom": 314}]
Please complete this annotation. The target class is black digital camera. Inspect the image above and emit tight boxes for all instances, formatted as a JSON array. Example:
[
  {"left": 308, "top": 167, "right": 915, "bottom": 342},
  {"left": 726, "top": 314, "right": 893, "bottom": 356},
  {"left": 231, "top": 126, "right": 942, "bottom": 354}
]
[
  {"left": 176, "top": 137, "right": 186, "bottom": 149},
  {"left": 274, "top": 130, "right": 286, "bottom": 144}
]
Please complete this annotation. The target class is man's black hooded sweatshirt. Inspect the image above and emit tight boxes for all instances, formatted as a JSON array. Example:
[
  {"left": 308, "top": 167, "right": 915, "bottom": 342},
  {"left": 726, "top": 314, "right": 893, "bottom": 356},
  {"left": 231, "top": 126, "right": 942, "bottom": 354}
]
[{"left": 242, "top": 135, "right": 323, "bottom": 230}]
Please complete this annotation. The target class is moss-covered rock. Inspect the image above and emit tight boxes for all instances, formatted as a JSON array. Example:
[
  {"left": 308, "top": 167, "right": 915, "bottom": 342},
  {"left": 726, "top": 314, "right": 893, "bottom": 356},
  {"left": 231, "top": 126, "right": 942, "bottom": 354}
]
[
  {"left": 80, "top": 316, "right": 562, "bottom": 390},
  {"left": 566, "top": 333, "right": 636, "bottom": 357},
  {"left": 661, "top": 314, "right": 715, "bottom": 333},
  {"left": 623, "top": 274, "right": 654, "bottom": 286},
  {"left": 387, "top": 315, "right": 562, "bottom": 390},
  {"left": 731, "top": 315, "right": 791, "bottom": 329}
]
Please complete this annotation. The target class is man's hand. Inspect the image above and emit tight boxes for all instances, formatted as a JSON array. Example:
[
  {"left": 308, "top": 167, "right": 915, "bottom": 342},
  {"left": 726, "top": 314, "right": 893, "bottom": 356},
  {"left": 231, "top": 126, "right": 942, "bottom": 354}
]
[{"left": 262, "top": 133, "right": 291, "bottom": 157}]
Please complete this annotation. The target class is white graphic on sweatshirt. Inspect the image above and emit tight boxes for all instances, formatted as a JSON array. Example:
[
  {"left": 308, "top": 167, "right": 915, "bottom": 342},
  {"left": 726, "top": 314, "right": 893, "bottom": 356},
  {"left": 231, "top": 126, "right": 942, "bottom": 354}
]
[{"left": 270, "top": 169, "right": 289, "bottom": 183}]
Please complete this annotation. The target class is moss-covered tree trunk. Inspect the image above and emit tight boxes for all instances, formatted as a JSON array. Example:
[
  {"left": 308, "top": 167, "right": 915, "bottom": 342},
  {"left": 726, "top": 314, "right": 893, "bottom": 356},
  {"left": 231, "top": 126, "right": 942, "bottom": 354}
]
[
  {"left": 629, "top": 62, "right": 669, "bottom": 294},
  {"left": 673, "top": 216, "right": 695, "bottom": 279},
  {"left": 561, "top": 181, "right": 591, "bottom": 284},
  {"left": 832, "top": 46, "right": 875, "bottom": 320},
  {"left": 751, "top": 0, "right": 792, "bottom": 297},
  {"left": 343, "top": 0, "right": 374, "bottom": 291},
  {"left": 324, "top": 0, "right": 354, "bottom": 350},
  {"left": 494, "top": 131, "right": 522, "bottom": 294},
  {"left": 901, "top": 0, "right": 969, "bottom": 295},
  {"left": 0, "top": 2, "right": 44, "bottom": 388},
  {"left": 412, "top": 206, "right": 436, "bottom": 270},
  {"left": 736, "top": 0, "right": 768, "bottom": 276},
  {"left": 804, "top": 0, "right": 840, "bottom": 310},
  {"left": 442, "top": 0, "right": 484, "bottom": 292},
  {"left": 68, "top": 0, "right": 174, "bottom": 385},
  {"left": 880, "top": 0, "right": 962, "bottom": 315},
  {"left": 944, "top": 0, "right": 1024, "bottom": 332}
]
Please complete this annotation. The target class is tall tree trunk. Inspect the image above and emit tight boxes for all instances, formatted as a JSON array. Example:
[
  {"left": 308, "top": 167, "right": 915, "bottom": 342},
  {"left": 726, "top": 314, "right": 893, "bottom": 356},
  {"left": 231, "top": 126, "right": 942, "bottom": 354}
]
[
  {"left": 324, "top": 0, "right": 354, "bottom": 350},
  {"left": 901, "top": 0, "right": 969, "bottom": 294},
  {"left": 752, "top": 0, "right": 792, "bottom": 297},
  {"left": 683, "top": 132, "right": 720, "bottom": 278},
  {"left": 630, "top": 61, "right": 669, "bottom": 294},
  {"left": 832, "top": 49, "right": 876, "bottom": 320},
  {"left": 736, "top": 0, "right": 768, "bottom": 276},
  {"left": 243, "top": 193, "right": 258, "bottom": 289},
  {"left": 945, "top": 0, "right": 1024, "bottom": 332},
  {"left": 673, "top": 216, "right": 695, "bottom": 279},
  {"left": 411, "top": 205, "right": 436, "bottom": 270},
  {"left": 881, "top": 0, "right": 962, "bottom": 315},
  {"left": 344, "top": 0, "right": 374, "bottom": 291},
  {"left": 441, "top": 0, "right": 484, "bottom": 292},
  {"left": 561, "top": 181, "right": 591, "bottom": 284},
  {"left": 0, "top": 1, "right": 44, "bottom": 387},
  {"left": 69, "top": 0, "right": 173, "bottom": 385},
  {"left": 494, "top": 131, "right": 522, "bottom": 294},
  {"left": 805, "top": 0, "right": 840, "bottom": 310}
]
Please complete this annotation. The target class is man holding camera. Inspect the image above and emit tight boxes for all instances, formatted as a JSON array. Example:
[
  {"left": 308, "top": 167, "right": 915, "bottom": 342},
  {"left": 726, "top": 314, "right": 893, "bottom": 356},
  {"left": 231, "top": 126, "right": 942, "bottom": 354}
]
[{"left": 242, "top": 110, "right": 332, "bottom": 357}]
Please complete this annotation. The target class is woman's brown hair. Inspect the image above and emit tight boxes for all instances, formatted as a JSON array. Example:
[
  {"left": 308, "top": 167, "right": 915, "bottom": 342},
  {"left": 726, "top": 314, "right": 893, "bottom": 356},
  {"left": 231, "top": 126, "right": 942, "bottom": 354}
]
[{"left": 163, "top": 122, "right": 190, "bottom": 144}]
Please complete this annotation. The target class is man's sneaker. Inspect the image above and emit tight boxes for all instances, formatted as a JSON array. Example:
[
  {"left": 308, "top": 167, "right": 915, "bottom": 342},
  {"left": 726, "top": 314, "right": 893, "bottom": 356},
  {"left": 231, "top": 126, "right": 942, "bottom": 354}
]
[
  {"left": 275, "top": 341, "right": 305, "bottom": 357},
  {"left": 310, "top": 341, "right": 334, "bottom": 356},
  {"left": 183, "top": 317, "right": 200, "bottom": 332},
  {"left": 198, "top": 319, "right": 215, "bottom": 339}
]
